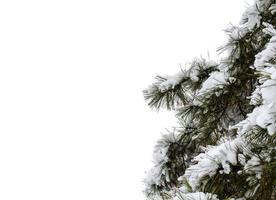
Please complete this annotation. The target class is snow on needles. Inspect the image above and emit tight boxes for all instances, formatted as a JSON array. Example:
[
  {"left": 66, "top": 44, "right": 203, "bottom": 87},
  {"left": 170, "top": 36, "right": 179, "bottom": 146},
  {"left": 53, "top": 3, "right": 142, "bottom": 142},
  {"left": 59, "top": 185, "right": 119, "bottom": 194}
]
[
  {"left": 144, "top": 132, "right": 178, "bottom": 194},
  {"left": 240, "top": 5, "right": 261, "bottom": 31},
  {"left": 158, "top": 71, "right": 186, "bottom": 92},
  {"left": 144, "top": 0, "right": 276, "bottom": 199},
  {"left": 174, "top": 192, "right": 219, "bottom": 200},
  {"left": 198, "top": 70, "right": 229, "bottom": 95},
  {"left": 235, "top": 23, "right": 276, "bottom": 136},
  {"left": 182, "top": 138, "right": 244, "bottom": 191},
  {"left": 183, "top": 6, "right": 276, "bottom": 194},
  {"left": 255, "top": 23, "right": 276, "bottom": 70},
  {"left": 157, "top": 59, "right": 217, "bottom": 92}
]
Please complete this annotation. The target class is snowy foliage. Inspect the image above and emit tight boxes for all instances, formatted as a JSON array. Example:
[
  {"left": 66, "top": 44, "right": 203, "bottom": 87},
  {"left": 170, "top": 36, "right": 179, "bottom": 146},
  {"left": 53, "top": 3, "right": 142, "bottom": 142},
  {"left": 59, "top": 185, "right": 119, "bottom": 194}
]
[
  {"left": 157, "top": 59, "right": 217, "bottom": 93},
  {"left": 173, "top": 192, "right": 219, "bottom": 200},
  {"left": 158, "top": 72, "right": 187, "bottom": 92},
  {"left": 234, "top": 22, "right": 276, "bottom": 136},
  {"left": 183, "top": 137, "right": 245, "bottom": 191},
  {"left": 144, "top": 0, "right": 276, "bottom": 199},
  {"left": 198, "top": 70, "right": 229, "bottom": 96},
  {"left": 144, "top": 132, "right": 178, "bottom": 195},
  {"left": 240, "top": 5, "right": 261, "bottom": 31}
]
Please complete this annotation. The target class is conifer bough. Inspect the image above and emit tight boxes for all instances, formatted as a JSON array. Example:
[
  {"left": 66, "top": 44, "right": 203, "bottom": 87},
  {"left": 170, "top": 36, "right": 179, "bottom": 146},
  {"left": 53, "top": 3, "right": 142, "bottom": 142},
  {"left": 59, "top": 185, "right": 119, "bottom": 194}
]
[{"left": 143, "top": 0, "right": 276, "bottom": 199}]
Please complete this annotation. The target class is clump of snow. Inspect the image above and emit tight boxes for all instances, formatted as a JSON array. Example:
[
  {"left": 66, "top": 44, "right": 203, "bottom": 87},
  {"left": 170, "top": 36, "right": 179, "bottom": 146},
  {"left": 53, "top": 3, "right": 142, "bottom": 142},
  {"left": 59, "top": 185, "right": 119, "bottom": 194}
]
[
  {"left": 271, "top": 70, "right": 276, "bottom": 79},
  {"left": 234, "top": 23, "right": 276, "bottom": 136},
  {"left": 244, "top": 156, "right": 262, "bottom": 179},
  {"left": 144, "top": 164, "right": 166, "bottom": 191},
  {"left": 157, "top": 59, "right": 217, "bottom": 92},
  {"left": 254, "top": 24, "right": 276, "bottom": 70},
  {"left": 236, "top": 30, "right": 276, "bottom": 135},
  {"left": 174, "top": 192, "right": 219, "bottom": 200},
  {"left": 188, "top": 59, "right": 217, "bottom": 82},
  {"left": 229, "top": 198, "right": 246, "bottom": 200},
  {"left": 262, "top": 22, "right": 276, "bottom": 36},
  {"left": 227, "top": 25, "right": 248, "bottom": 41},
  {"left": 259, "top": 79, "right": 276, "bottom": 135},
  {"left": 198, "top": 70, "right": 229, "bottom": 95},
  {"left": 249, "top": 86, "right": 262, "bottom": 105},
  {"left": 261, "top": 79, "right": 276, "bottom": 104},
  {"left": 159, "top": 72, "right": 186, "bottom": 92},
  {"left": 235, "top": 105, "right": 276, "bottom": 136},
  {"left": 236, "top": 102, "right": 276, "bottom": 136},
  {"left": 144, "top": 132, "right": 178, "bottom": 193},
  {"left": 269, "top": 3, "right": 276, "bottom": 14},
  {"left": 182, "top": 137, "right": 244, "bottom": 190},
  {"left": 240, "top": 5, "right": 261, "bottom": 31}
]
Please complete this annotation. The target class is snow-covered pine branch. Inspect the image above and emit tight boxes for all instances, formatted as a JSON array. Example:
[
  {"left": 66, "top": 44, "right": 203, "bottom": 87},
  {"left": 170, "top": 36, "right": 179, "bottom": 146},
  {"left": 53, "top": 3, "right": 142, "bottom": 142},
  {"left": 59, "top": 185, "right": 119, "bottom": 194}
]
[
  {"left": 143, "top": 58, "right": 217, "bottom": 110},
  {"left": 144, "top": 0, "right": 276, "bottom": 199}
]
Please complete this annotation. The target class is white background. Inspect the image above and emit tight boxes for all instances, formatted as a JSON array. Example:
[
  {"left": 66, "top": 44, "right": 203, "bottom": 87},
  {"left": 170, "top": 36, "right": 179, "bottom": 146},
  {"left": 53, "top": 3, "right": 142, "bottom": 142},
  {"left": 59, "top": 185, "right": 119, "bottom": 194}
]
[{"left": 0, "top": 0, "right": 253, "bottom": 199}]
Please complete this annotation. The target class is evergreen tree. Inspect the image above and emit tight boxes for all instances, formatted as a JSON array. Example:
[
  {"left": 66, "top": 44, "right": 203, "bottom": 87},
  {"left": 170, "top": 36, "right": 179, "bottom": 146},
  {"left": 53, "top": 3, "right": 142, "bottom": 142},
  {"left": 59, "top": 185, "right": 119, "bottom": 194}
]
[{"left": 143, "top": 0, "right": 276, "bottom": 199}]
